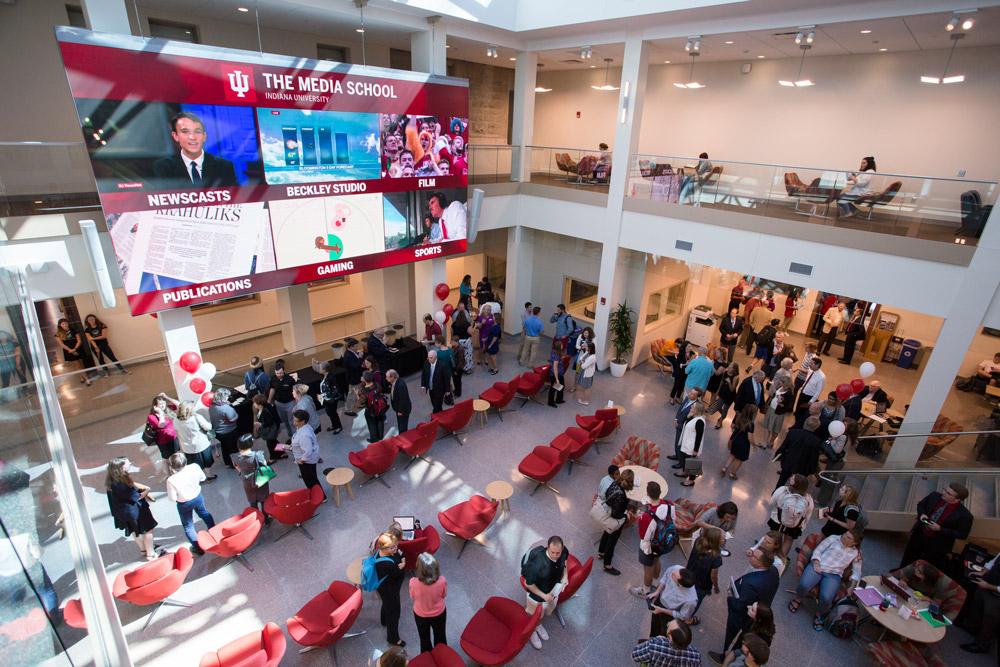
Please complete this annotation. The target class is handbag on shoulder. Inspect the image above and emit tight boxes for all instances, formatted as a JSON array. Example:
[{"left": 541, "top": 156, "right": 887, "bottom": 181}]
[{"left": 254, "top": 455, "right": 276, "bottom": 488}]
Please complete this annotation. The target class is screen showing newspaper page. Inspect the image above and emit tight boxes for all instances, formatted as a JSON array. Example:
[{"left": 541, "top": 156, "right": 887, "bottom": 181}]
[{"left": 55, "top": 27, "right": 470, "bottom": 315}]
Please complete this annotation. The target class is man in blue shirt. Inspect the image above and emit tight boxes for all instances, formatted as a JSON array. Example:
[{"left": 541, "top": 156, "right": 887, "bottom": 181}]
[
  {"left": 521, "top": 306, "right": 544, "bottom": 367},
  {"left": 684, "top": 347, "right": 713, "bottom": 392},
  {"left": 550, "top": 303, "right": 573, "bottom": 348}
]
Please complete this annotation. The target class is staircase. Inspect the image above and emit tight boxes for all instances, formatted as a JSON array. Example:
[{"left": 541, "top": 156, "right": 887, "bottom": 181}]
[{"left": 832, "top": 470, "right": 1000, "bottom": 540}]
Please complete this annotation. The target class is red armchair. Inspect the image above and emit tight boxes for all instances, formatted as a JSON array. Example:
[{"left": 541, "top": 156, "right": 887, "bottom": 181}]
[
  {"left": 398, "top": 524, "right": 442, "bottom": 570},
  {"left": 438, "top": 494, "right": 499, "bottom": 558},
  {"left": 112, "top": 547, "right": 194, "bottom": 630},
  {"left": 199, "top": 622, "right": 286, "bottom": 667},
  {"left": 460, "top": 597, "right": 542, "bottom": 666},
  {"left": 62, "top": 599, "right": 86, "bottom": 629},
  {"left": 408, "top": 644, "right": 465, "bottom": 667},
  {"left": 478, "top": 374, "right": 521, "bottom": 421},
  {"left": 532, "top": 363, "right": 552, "bottom": 378},
  {"left": 517, "top": 444, "right": 570, "bottom": 495},
  {"left": 348, "top": 437, "right": 401, "bottom": 488},
  {"left": 431, "top": 398, "right": 474, "bottom": 445},
  {"left": 550, "top": 425, "right": 599, "bottom": 473},
  {"left": 575, "top": 408, "right": 619, "bottom": 453},
  {"left": 263, "top": 485, "right": 324, "bottom": 541},
  {"left": 286, "top": 581, "right": 365, "bottom": 659},
  {"left": 197, "top": 507, "right": 264, "bottom": 572},
  {"left": 515, "top": 371, "right": 546, "bottom": 407},
  {"left": 398, "top": 420, "right": 440, "bottom": 468},
  {"left": 865, "top": 640, "right": 947, "bottom": 667},
  {"left": 519, "top": 554, "right": 594, "bottom": 628}
]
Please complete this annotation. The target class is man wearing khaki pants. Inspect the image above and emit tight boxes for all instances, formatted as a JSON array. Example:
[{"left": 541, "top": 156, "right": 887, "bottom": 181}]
[
  {"left": 520, "top": 307, "right": 544, "bottom": 367},
  {"left": 516, "top": 302, "right": 532, "bottom": 364}
]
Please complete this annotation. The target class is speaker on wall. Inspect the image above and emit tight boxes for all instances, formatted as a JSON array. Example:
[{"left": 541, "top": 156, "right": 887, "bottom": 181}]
[
  {"left": 467, "top": 188, "right": 484, "bottom": 243},
  {"left": 79, "top": 220, "right": 116, "bottom": 308}
]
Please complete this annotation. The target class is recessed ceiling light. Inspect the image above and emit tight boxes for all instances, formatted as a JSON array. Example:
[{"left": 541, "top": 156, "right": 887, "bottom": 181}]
[
  {"left": 878, "top": 48, "right": 888, "bottom": 52},
  {"left": 509, "top": 57, "right": 516, "bottom": 61},
  {"left": 356, "top": 28, "right": 365, "bottom": 33},
  {"left": 725, "top": 41, "right": 734, "bottom": 45},
  {"left": 237, "top": 6, "right": 249, "bottom": 11},
  {"left": 860, "top": 29, "right": 872, "bottom": 34},
  {"left": 757, "top": 55, "right": 765, "bottom": 59},
  {"left": 445, "top": 45, "right": 451, "bottom": 48},
  {"left": 590, "top": 65, "right": 596, "bottom": 68},
  {"left": 664, "top": 60, "right": 671, "bottom": 63}
]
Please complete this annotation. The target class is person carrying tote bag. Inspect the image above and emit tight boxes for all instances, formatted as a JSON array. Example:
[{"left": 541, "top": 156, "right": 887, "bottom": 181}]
[{"left": 594, "top": 469, "right": 635, "bottom": 576}]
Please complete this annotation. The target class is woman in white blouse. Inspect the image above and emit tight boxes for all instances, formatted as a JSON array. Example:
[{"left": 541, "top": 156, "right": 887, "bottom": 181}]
[
  {"left": 576, "top": 341, "right": 597, "bottom": 406},
  {"left": 173, "top": 401, "right": 217, "bottom": 481},
  {"left": 838, "top": 156, "right": 877, "bottom": 218}
]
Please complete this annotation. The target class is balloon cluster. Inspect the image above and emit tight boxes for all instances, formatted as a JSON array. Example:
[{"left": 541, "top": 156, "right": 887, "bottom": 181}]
[
  {"left": 433, "top": 283, "right": 451, "bottom": 325},
  {"left": 828, "top": 361, "right": 877, "bottom": 439},
  {"left": 178, "top": 351, "right": 217, "bottom": 406}
]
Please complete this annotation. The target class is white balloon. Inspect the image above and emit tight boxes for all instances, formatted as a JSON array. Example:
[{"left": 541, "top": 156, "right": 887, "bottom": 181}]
[
  {"left": 828, "top": 420, "right": 846, "bottom": 438},
  {"left": 434, "top": 310, "right": 447, "bottom": 324},
  {"left": 199, "top": 362, "right": 217, "bottom": 380},
  {"left": 859, "top": 362, "right": 876, "bottom": 379}
]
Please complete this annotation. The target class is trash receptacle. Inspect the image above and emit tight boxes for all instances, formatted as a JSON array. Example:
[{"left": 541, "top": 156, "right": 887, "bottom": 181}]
[{"left": 897, "top": 339, "right": 921, "bottom": 369}]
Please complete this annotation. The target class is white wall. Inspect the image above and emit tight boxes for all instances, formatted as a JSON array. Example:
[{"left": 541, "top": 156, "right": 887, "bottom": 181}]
[{"left": 535, "top": 46, "right": 1000, "bottom": 181}]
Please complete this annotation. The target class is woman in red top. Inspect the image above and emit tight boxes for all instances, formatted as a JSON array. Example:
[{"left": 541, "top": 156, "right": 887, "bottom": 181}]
[
  {"left": 148, "top": 392, "right": 179, "bottom": 476},
  {"left": 409, "top": 552, "right": 448, "bottom": 654},
  {"left": 782, "top": 289, "right": 801, "bottom": 331}
]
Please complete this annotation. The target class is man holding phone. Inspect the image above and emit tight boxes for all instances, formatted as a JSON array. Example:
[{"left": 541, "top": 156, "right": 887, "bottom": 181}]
[
  {"left": 899, "top": 482, "right": 974, "bottom": 571},
  {"left": 959, "top": 552, "right": 1000, "bottom": 654}
]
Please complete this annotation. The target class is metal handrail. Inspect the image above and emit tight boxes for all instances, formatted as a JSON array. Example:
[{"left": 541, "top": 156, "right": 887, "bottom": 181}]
[
  {"left": 819, "top": 468, "right": 1000, "bottom": 484},
  {"left": 858, "top": 429, "right": 1000, "bottom": 440}
]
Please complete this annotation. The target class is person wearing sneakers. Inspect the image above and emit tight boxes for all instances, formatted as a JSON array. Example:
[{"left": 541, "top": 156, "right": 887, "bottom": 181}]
[
  {"left": 631, "top": 482, "right": 673, "bottom": 598},
  {"left": 522, "top": 536, "right": 569, "bottom": 650}
]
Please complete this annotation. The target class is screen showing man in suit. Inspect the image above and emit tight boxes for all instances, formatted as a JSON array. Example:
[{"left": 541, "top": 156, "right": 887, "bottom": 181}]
[{"left": 154, "top": 112, "right": 239, "bottom": 190}]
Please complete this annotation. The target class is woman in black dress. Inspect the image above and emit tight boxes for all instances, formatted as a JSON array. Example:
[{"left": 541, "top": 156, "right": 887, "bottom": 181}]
[
  {"left": 668, "top": 340, "right": 690, "bottom": 404},
  {"left": 55, "top": 318, "right": 91, "bottom": 385},
  {"left": 374, "top": 532, "right": 407, "bottom": 647},
  {"left": 685, "top": 526, "right": 723, "bottom": 625},
  {"left": 105, "top": 456, "right": 158, "bottom": 560},
  {"left": 705, "top": 348, "right": 728, "bottom": 408},
  {"left": 84, "top": 314, "right": 129, "bottom": 375},
  {"left": 713, "top": 363, "right": 740, "bottom": 428},
  {"left": 721, "top": 405, "right": 757, "bottom": 480}
]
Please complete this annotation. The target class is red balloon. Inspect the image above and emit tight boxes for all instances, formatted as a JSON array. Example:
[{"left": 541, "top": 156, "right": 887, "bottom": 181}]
[
  {"left": 189, "top": 377, "right": 207, "bottom": 394},
  {"left": 850, "top": 378, "right": 865, "bottom": 394},
  {"left": 442, "top": 303, "right": 455, "bottom": 318},
  {"left": 200, "top": 391, "right": 214, "bottom": 407},
  {"left": 836, "top": 383, "right": 852, "bottom": 401},
  {"left": 179, "top": 351, "right": 202, "bottom": 374},
  {"left": 434, "top": 283, "right": 450, "bottom": 301}
]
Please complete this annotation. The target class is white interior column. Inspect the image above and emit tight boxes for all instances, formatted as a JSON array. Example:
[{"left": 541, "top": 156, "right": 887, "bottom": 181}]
[
  {"left": 157, "top": 307, "right": 205, "bottom": 404},
  {"left": 410, "top": 17, "right": 447, "bottom": 76},
  {"left": 414, "top": 258, "right": 447, "bottom": 329},
  {"left": 885, "top": 223, "right": 1000, "bottom": 466},
  {"left": 503, "top": 226, "right": 534, "bottom": 335},
  {"left": 592, "top": 31, "right": 649, "bottom": 370},
  {"left": 80, "top": 0, "right": 132, "bottom": 34},
  {"left": 276, "top": 284, "right": 314, "bottom": 352},
  {"left": 511, "top": 52, "right": 538, "bottom": 182}
]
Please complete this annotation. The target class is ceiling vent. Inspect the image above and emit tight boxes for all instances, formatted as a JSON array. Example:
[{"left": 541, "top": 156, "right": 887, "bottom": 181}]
[
  {"left": 771, "top": 31, "right": 799, "bottom": 41},
  {"left": 561, "top": 58, "right": 585, "bottom": 64}
]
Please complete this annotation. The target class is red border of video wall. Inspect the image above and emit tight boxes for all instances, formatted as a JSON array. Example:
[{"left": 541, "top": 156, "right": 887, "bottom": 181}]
[{"left": 55, "top": 28, "right": 470, "bottom": 315}]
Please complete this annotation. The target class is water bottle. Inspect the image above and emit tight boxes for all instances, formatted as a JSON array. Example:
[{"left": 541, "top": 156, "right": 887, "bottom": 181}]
[{"left": 878, "top": 593, "right": 890, "bottom": 612}]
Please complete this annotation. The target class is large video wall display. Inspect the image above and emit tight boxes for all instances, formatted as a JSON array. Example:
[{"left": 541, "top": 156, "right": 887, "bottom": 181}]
[{"left": 55, "top": 28, "right": 470, "bottom": 315}]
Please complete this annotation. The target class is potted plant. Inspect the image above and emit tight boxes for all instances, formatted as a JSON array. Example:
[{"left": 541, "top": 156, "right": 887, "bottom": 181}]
[{"left": 608, "top": 301, "right": 636, "bottom": 378}]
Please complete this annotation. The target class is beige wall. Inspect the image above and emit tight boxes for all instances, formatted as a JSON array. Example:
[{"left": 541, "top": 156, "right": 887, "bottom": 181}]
[{"left": 448, "top": 60, "right": 513, "bottom": 145}]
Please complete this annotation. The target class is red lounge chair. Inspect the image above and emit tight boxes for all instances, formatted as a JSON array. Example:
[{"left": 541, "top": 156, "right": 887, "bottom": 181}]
[
  {"left": 460, "top": 597, "right": 542, "bottom": 666},
  {"left": 515, "top": 371, "right": 546, "bottom": 406},
  {"left": 407, "top": 644, "right": 465, "bottom": 667},
  {"left": 112, "top": 547, "right": 194, "bottom": 630},
  {"left": 286, "top": 581, "right": 365, "bottom": 659},
  {"left": 347, "top": 437, "right": 401, "bottom": 488},
  {"left": 519, "top": 554, "right": 594, "bottom": 627},
  {"left": 62, "top": 598, "right": 87, "bottom": 629},
  {"left": 197, "top": 507, "right": 265, "bottom": 572},
  {"left": 199, "top": 622, "right": 286, "bottom": 667},
  {"left": 397, "top": 420, "right": 440, "bottom": 468},
  {"left": 575, "top": 408, "right": 619, "bottom": 453},
  {"left": 431, "top": 398, "right": 474, "bottom": 445},
  {"left": 517, "top": 444, "right": 570, "bottom": 495},
  {"left": 437, "top": 494, "right": 499, "bottom": 558},
  {"left": 398, "top": 524, "right": 442, "bottom": 571},
  {"left": 478, "top": 374, "right": 521, "bottom": 421},
  {"left": 263, "top": 485, "right": 324, "bottom": 541},
  {"left": 550, "top": 424, "right": 599, "bottom": 473}
]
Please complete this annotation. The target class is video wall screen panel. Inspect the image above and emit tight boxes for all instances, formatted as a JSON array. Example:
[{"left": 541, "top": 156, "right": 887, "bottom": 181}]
[{"left": 55, "top": 27, "right": 470, "bottom": 315}]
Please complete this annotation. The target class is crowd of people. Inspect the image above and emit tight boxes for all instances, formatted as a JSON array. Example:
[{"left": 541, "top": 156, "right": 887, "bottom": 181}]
[{"left": 380, "top": 114, "right": 468, "bottom": 179}]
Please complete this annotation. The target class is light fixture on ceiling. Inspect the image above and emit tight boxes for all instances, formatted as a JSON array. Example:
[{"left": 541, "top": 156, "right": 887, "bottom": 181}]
[
  {"left": 237, "top": 7, "right": 249, "bottom": 12},
  {"left": 946, "top": 16, "right": 960, "bottom": 31},
  {"left": 535, "top": 62, "right": 551, "bottom": 91},
  {"left": 794, "top": 25, "right": 815, "bottom": 45},
  {"left": 509, "top": 57, "right": 516, "bottom": 61},
  {"left": 486, "top": 44, "right": 498, "bottom": 58},
  {"left": 725, "top": 41, "right": 734, "bottom": 45},
  {"left": 581, "top": 45, "right": 592, "bottom": 59},
  {"left": 779, "top": 44, "right": 815, "bottom": 87},
  {"left": 356, "top": 27, "right": 365, "bottom": 33},
  {"left": 674, "top": 52, "right": 705, "bottom": 89},
  {"left": 922, "top": 32, "right": 966, "bottom": 84},
  {"left": 684, "top": 36, "right": 701, "bottom": 52},
  {"left": 592, "top": 58, "right": 619, "bottom": 90},
  {"left": 860, "top": 29, "right": 872, "bottom": 34}
]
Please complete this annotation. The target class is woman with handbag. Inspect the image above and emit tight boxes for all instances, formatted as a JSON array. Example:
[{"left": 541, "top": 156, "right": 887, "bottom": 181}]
[
  {"left": 595, "top": 468, "right": 635, "bottom": 576},
  {"left": 174, "top": 401, "right": 217, "bottom": 481},
  {"left": 252, "top": 394, "right": 284, "bottom": 463},
  {"left": 146, "top": 392, "right": 179, "bottom": 477},
  {"left": 675, "top": 403, "right": 706, "bottom": 487},
  {"left": 721, "top": 405, "right": 757, "bottom": 481},
  {"left": 233, "top": 434, "right": 272, "bottom": 524},
  {"left": 105, "top": 456, "right": 158, "bottom": 561},
  {"left": 761, "top": 375, "right": 793, "bottom": 448}
]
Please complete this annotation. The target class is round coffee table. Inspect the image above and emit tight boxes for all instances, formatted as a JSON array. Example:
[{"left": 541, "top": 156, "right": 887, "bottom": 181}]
[
  {"left": 325, "top": 467, "right": 356, "bottom": 507},
  {"left": 620, "top": 464, "right": 667, "bottom": 504},
  {"left": 856, "top": 575, "right": 946, "bottom": 643},
  {"left": 486, "top": 480, "right": 514, "bottom": 519},
  {"left": 346, "top": 556, "right": 366, "bottom": 588},
  {"left": 473, "top": 399, "right": 490, "bottom": 429}
]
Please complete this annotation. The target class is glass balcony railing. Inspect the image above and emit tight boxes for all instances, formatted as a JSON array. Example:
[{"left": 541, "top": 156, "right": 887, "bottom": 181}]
[
  {"left": 627, "top": 154, "right": 997, "bottom": 246},
  {"left": 466, "top": 144, "right": 517, "bottom": 184},
  {"left": 526, "top": 145, "right": 612, "bottom": 193}
]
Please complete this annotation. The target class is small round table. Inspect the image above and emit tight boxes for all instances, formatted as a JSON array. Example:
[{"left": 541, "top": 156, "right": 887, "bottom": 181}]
[
  {"left": 473, "top": 399, "right": 490, "bottom": 429},
  {"left": 855, "top": 575, "right": 946, "bottom": 643},
  {"left": 620, "top": 464, "right": 667, "bottom": 504},
  {"left": 614, "top": 404, "right": 626, "bottom": 432},
  {"left": 486, "top": 480, "right": 514, "bottom": 519},
  {"left": 346, "top": 556, "right": 366, "bottom": 588},
  {"left": 325, "top": 467, "right": 356, "bottom": 507}
]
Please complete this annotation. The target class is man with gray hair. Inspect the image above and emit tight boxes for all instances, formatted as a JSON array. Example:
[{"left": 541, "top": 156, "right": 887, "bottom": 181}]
[
  {"left": 683, "top": 346, "right": 713, "bottom": 393},
  {"left": 774, "top": 415, "right": 823, "bottom": 490},
  {"left": 420, "top": 349, "right": 449, "bottom": 414},
  {"left": 387, "top": 369, "right": 411, "bottom": 433},
  {"left": 367, "top": 327, "right": 394, "bottom": 374}
]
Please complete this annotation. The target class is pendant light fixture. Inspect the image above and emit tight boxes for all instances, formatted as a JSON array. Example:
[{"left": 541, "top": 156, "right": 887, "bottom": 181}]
[
  {"left": 779, "top": 44, "right": 815, "bottom": 87},
  {"left": 591, "top": 58, "right": 619, "bottom": 91},
  {"left": 674, "top": 52, "right": 705, "bottom": 89},
  {"left": 921, "top": 32, "right": 966, "bottom": 84},
  {"left": 535, "top": 62, "right": 552, "bottom": 92}
]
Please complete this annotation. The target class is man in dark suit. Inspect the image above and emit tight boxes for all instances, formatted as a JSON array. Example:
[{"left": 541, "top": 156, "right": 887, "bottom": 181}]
[
  {"left": 342, "top": 338, "right": 364, "bottom": 416},
  {"left": 718, "top": 307, "right": 744, "bottom": 364},
  {"left": 838, "top": 310, "right": 866, "bottom": 364},
  {"left": 153, "top": 112, "right": 238, "bottom": 189},
  {"left": 958, "top": 553, "right": 1000, "bottom": 654},
  {"left": 387, "top": 369, "right": 411, "bottom": 434},
  {"left": 858, "top": 381, "right": 889, "bottom": 409},
  {"left": 774, "top": 416, "right": 823, "bottom": 490},
  {"left": 900, "top": 483, "right": 974, "bottom": 571},
  {"left": 668, "top": 388, "right": 703, "bottom": 461},
  {"left": 420, "top": 349, "right": 449, "bottom": 414},
  {"left": 708, "top": 547, "right": 779, "bottom": 665},
  {"left": 734, "top": 370, "right": 766, "bottom": 415},
  {"left": 367, "top": 328, "right": 394, "bottom": 378}
]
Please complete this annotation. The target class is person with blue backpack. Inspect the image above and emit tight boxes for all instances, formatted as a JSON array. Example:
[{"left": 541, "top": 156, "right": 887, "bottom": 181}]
[{"left": 362, "top": 532, "right": 406, "bottom": 647}]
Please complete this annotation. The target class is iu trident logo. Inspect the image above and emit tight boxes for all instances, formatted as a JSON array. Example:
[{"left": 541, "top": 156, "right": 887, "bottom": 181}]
[{"left": 220, "top": 64, "right": 256, "bottom": 103}]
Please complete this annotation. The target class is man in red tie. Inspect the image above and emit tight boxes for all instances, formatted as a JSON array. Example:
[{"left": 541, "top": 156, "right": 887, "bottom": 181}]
[{"left": 900, "top": 483, "right": 974, "bottom": 571}]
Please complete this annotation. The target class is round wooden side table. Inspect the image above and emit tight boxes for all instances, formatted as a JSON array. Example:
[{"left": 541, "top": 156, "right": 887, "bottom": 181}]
[
  {"left": 325, "top": 467, "right": 356, "bottom": 507},
  {"left": 486, "top": 480, "right": 514, "bottom": 519},
  {"left": 473, "top": 399, "right": 490, "bottom": 429}
]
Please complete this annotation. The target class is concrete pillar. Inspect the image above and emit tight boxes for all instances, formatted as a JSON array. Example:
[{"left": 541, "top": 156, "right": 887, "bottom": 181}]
[
  {"left": 80, "top": 0, "right": 132, "bottom": 34},
  {"left": 503, "top": 226, "right": 534, "bottom": 336},
  {"left": 511, "top": 52, "right": 538, "bottom": 182},
  {"left": 276, "top": 284, "right": 314, "bottom": 352},
  {"left": 592, "top": 31, "right": 649, "bottom": 370},
  {"left": 157, "top": 307, "right": 206, "bottom": 405},
  {"left": 410, "top": 17, "right": 447, "bottom": 76},
  {"left": 414, "top": 258, "right": 448, "bottom": 331}
]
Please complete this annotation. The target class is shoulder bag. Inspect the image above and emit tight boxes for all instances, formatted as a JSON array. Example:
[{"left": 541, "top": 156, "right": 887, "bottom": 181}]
[{"left": 254, "top": 453, "right": 276, "bottom": 488}]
